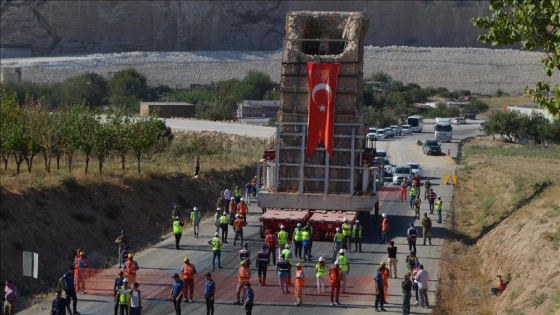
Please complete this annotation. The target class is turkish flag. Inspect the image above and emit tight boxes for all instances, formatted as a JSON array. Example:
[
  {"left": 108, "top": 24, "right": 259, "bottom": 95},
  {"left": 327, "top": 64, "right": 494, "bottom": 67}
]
[{"left": 306, "top": 62, "right": 340, "bottom": 159}]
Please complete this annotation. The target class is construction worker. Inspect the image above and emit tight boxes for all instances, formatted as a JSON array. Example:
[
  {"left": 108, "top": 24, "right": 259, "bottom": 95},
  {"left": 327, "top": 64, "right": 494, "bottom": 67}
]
[
  {"left": 228, "top": 197, "right": 236, "bottom": 222},
  {"left": 173, "top": 216, "right": 184, "bottom": 250},
  {"left": 281, "top": 244, "right": 293, "bottom": 284},
  {"left": 400, "top": 178, "right": 408, "bottom": 202},
  {"left": 118, "top": 278, "right": 132, "bottom": 315},
  {"left": 208, "top": 232, "right": 223, "bottom": 271},
  {"left": 423, "top": 179, "right": 431, "bottom": 200},
  {"left": 59, "top": 265, "right": 80, "bottom": 315},
  {"left": 233, "top": 185, "right": 243, "bottom": 205},
  {"left": 203, "top": 272, "right": 216, "bottom": 315},
  {"left": 233, "top": 214, "right": 245, "bottom": 246},
  {"left": 73, "top": 251, "right": 87, "bottom": 294},
  {"left": 374, "top": 266, "right": 387, "bottom": 312},
  {"left": 329, "top": 260, "right": 342, "bottom": 306},
  {"left": 180, "top": 256, "right": 197, "bottom": 303},
  {"left": 305, "top": 222, "right": 314, "bottom": 257},
  {"left": 352, "top": 220, "right": 363, "bottom": 252},
  {"left": 264, "top": 229, "right": 278, "bottom": 265},
  {"left": 244, "top": 182, "right": 252, "bottom": 205},
  {"left": 191, "top": 207, "right": 201, "bottom": 238},
  {"left": 341, "top": 218, "right": 352, "bottom": 250},
  {"left": 237, "top": 198, "right": 248, "bottom": 224},
  {"left": 277, "top": 225, "right": 289, "bottom": 252},
  {"left": 332, "top": 227, "right": 343, "bottom": 262},
  {"left": 223, "top": 188, "right": 231, "bottom": 213},
  {"left": 276, "top": 254, "right": 290, "bottom": 294},
  {"left": 239, "top": 243, "right": 251, "bottom": 265},
  {"left": 407, "top": 222, "right": 419, "bottom": 254},
  {"left": 315, "top": 257, "right": 326, "bottom": 293},
  {"left": 427, "top": 189, "right": 437, "bottom": 214},
  {"left": 337, "top": 249, "right": 350, "bottom": 293},
  {"left": 170, "top": 274, "right": 184, "bottom": 315},
  {"left": 256, "top": 245, "right": 270, "bottom": 286},
  {"left": 251, "top": 176, "right": 257, "bottom": 197},
  {"left": 381, "top": 213, "right": 389, "bottom": 244},
  {"left": 292, "top": 223, "right": 304, "bottom": 259},
  {"left": 302, "top": 227, "right": 311, "bottom": 261},
  {"left": 422, "top": 213, "right": 433, "bottom": 245},
  {"left": 214, "top": 208, "right": 221, "bottom": 233},
  {"left": 113, "top": 271, "right": 124, "bottom": 315},
  {"left": 414, "top": 195, "right": 421, "bottom": 220},
  {"left": 435, "top": 196, "right": 443, "bottom": 223},
  {"left": 235, "top": 260, "right": 251, "bottom": 305},
  {"left": 120, "top": 245, "right": 130, "bottom": 268},
  {"left": 219, "top": 212, "right": 229, "bottom": 243},
  {"left": 294, "top": 262, "right": 306, "bottom": 305},
  {"left": 409, "top": 183, "right": 418, "bottom": 209},
  {"left": 123, "top": 254, "right": 139, "bottom": 285},
  {"left": 115, "top": 230, "right": 129, "bottom": 264},
  {"left": 380, "top": 261, "right": 390, "bottom": 303}
]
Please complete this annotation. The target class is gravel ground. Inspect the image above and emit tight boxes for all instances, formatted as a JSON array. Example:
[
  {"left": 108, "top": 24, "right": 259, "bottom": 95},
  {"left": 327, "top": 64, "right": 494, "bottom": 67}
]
[{"left": 1, "top": 46, "right": 557, "bottom": 95}]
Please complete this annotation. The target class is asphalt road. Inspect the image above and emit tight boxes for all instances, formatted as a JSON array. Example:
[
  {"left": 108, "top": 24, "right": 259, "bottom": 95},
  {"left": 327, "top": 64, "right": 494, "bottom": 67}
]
[{"left": 17, "top": 120, "right": 482, "bottom": 315}]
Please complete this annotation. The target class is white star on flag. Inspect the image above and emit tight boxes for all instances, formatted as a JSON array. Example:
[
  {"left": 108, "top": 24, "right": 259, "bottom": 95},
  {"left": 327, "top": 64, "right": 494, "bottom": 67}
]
[{"left": 319, "top": 104, "right": 326, "bottom": 112}]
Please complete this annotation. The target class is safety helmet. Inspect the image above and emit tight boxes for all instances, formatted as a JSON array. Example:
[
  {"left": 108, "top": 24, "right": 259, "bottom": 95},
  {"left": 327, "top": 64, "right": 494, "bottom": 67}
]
[
  {"left": 124, "top": 245, "right": 129, "bottom": 250},
  {"left": 175, "top": 216, "right": 180, "bottom": 220},
  {"left": 343, "top": 217, "right": 348, "bottom": 222},
  {"left": 123, "top": 278, "right": 129, "bottom": 283},
  {"left": 121, "top": 230, "right": 126, "bottom": 234},
  {"left": 336, "top": 227, "right": 341, "bottom": 232},
  {"left": 79, "top": 251, "right": 86, "bottom": 256},
  {"left": 231, "top": 197, "right": 235, "bottom": 200},
  {"left": 355, "top": 220, "right": 360, "bottom": 224},
  {"left": 236, "top": 214, "right": 240, "bottom": 218},
  {"left": 382, "top": 213, "right": 387, "bottom": 218},
  {"left": 184, "top": 256, "right": 189, "bottom": 262},
  {"left": 239, "top": 215, "right": 243, "bottom": 219},
  {"left": 280, "top": 225, "right": 285, "bottom": 229},
  {"left": 215, "top": 232, "right": 219, "bottom": 236},
  {"left": 223, "top": 212, "right": 227, "bottom": 215},
  {"left": 216, "top": 207, "right": 222, "bottom": 211},
  {"left": 297, "top": 223, "right": 301, "bottom": 227},
  {"left": 241, "top": 260, "right": 248, "bottom": 265},
  {"left": 296, "top": 262, "right": 302, "bottom": 267},
  {"left": 285, "top": 244, "right": 290, "bottom": 249},
  {"left": 412, "top": 183, "right": 416, "bottom": 186},
  {"left": 318, "top": 257, "right": 324, "bottom": 262},
  {"left": 240, "top": 198, "right": 244, "bottom": 201},
  {"left": 339, "top": 248, "right": 346, "bottom": 254},
  {"left": 380, "top": 261, "right": 386, "bottom": 266},
  {"left": 128, "top": 254, "right": 133, "bottom": 258},
  {"left": 193, "top": 207, "right": 198, "bottom": 211}
]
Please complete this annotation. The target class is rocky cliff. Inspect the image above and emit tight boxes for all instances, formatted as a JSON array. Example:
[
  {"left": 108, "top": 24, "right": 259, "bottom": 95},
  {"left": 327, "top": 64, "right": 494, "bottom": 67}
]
[{"left": 1, "top": 0, "right": 491, "bottom": 55}]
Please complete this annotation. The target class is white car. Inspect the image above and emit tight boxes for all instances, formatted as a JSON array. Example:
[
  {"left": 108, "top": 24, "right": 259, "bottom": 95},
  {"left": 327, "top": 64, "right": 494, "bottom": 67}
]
[
  {"left": 392, "top": 164, "right": 413, "bottom": 185},
  {"left": 376, "top": 129, "right": 387, "bottom": 140},
  {"left": 401, "top": 124, "right": 412, "bottom": 135},
  {"left": 406, "top": 162, "right": 423, "bottom": 177}
]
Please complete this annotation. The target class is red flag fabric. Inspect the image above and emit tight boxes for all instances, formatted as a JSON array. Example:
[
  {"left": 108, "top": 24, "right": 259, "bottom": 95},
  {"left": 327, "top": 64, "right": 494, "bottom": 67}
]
[{"left": 306, "top": 62, "right": 340, "bottom": 159}]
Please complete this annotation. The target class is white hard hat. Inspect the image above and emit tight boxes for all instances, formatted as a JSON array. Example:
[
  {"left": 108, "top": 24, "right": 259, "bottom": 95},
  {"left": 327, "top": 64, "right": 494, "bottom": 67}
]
[
  {"left": 339, "top": 248, "right": 346, "bottom": 254},
  {"left": 193, "top": 207, "right": 198, "bottom": 211},
  {"left": 215, "top": 232, "right": 219, "bottom": 236},
  {"left": 216, "top": 207, "right": 221, "bottom": 211},
  {"left": 336, "top": 227, "right": 341, "bottom": 232},
  {"left": 297, "top": 223, "right": 301, "bottom": 227},
  {"left": 318, "top": 257, "right": 324, "bottom": 262},
  {"left": 382, "top": 213, "right": 387, "bottom": 217},
  {"left": 223, "top": 212, "right": 227, "bottom": 215},
  {"left": 235, "top": 214, "right": 240, "bottom": 218},
  {"left": 334, "top": 260, "right": 340, "bottom": 266},
  {"left": 285, "top": 244, "right": 290, "bottom": 249},
  {"left": 343, "top": 217, "right": 348, "bottom": 222},
  {"left": 280, "top": 225, "right": 285, "bottom": 229},
  {"left": 240, "top": 198, "right": 245, "bottom": 201},
  {"left": 231, "top": 197, "right": 235, "bottom": 200},
  {"left": 356, "top": 220, "right": 360, "bottom": 223}
]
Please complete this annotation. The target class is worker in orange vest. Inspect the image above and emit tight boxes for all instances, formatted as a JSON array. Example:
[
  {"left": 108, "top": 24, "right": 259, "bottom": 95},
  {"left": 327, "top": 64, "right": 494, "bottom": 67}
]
[
  {"left": 235, "top": 260, "right": 251, "bottom": 305},
  {"left": 180, "top": 256, "right": 197, "bottom": 303},
  {"left": 237, "top": 198, "right": 248, "bottom": 224},
  {"left": 123, "top": 254, "right": 139, "bottom": 285},
  {"left": 294, "top": 262, "right": 306, "bottom": 305},
  {"left": 381, "top": 213, "right": 389, "bottom": 244},
  {"left": 74, "top": 250, "right": 88, "bottom": 294},
  {"left": 329, "top": 260, "right": 342, "bottom": 306}
]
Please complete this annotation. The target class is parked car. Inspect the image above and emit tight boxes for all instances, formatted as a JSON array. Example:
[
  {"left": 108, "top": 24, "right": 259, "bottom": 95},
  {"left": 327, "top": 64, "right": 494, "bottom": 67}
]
[
  {"left": 392, "top": 164, "right": 413, "bottom": 185},
  {"left": 423, "top": 139, "right": 442, "bottom": 155},
  {"left": 376, "top": 149, "right": 388, "bottom": 159},
  {"left": 385, "top": 127, "right": 394, "bottom": 137},
  {"left": 453, "top": 117, "right": 466, "bottom": 125},
  {"left": 376, "top": 129, "right": 387, "bottom": 140},
  {"left": 367, "top": 128, "right": 377, "bottom": 140},
  {"left": 401, "top": 124, "right": 412, "bottom": 135},
  {"left": 390, "top": 125, "right": 402, "bottom": 136},
  {"left": 406, "top": 162, "right": 423, "bottom": 177}
]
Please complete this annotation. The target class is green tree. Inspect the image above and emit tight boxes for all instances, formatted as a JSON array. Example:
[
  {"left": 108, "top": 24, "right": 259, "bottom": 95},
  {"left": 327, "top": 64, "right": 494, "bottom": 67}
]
[
  {"left": 129, "top": 117, "right": 172, "bottom": 173},
  {"left": 369, "top": 71, "right": 392, "bottom": 82},
  {"left": 108, "top": 108, "right": 135, "bottom": 171},
  {"left": 108, "top": 68, "right": 148, "bottom": 109},
  {"left": 75, "top": 107, "right": 100, "bottom": 174},
  {"left": 464, "top": 99, "right": 490, "bottom": 114},
  {"left": 61, "top": 72, "right": 108, "bottom": 107},
  {"left": 239, "top": 70, "right": 275, "bottom": 100},
  {"left": 0, "top": 90, "right": 19, "bottom": 171},
  {"left": 91, "top": 117, "right": 114, "bottom": 174},
  {"left": 472, "top": 0, "right": 560, "bottom": 119}
]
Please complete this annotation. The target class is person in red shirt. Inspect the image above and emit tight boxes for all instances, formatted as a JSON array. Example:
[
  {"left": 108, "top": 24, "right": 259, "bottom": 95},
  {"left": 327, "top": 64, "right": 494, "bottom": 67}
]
[
  {"left": 180, "top": 257, "right": 197, "bottom": 303},
  {"left": 265, "top": 229, "right": 278, "bottom": 265},
  {"left": 329, "top": 261, "right": 342, "bottom": 306},
  {"left": 381, "top": 213, "right": 389, "bottom": 244},
  {"left": 233, "top": 214, "right": 245, "bottom": 246}
]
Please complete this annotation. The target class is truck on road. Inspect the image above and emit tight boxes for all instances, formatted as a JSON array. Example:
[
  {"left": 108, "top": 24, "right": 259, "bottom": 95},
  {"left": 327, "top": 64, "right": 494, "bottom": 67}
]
[{"left": 435, "top": 117, "right": 453, "bottom": 142}]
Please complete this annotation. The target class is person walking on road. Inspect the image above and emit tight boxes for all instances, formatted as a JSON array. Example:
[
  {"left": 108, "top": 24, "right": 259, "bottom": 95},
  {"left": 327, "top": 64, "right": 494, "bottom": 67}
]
[
  {"left": 118, "top": 278, "right": 132, "bottom": 315},
  {"left": 414, "top": 196, "right": 421, "bottom": 220},
  {"left": 59, "top": 266, "right": 80, "bottom": 314},
  {"left": 435, "top": 196, "right": 443, "bottom": 223},
  {"left": 233, "top": 186, "right": 243, "bottom": 205},
  {"left": 315, "top": 257, "right": 326, "bottom": 293},
  {"left": 374, "top": 267, "right": 387, "bottom": 312},
  {"left": 332, "top": 227, "right": 344, "bottom": 262},
  {"left": 400, "top": 178, "right": 408, "bottom": 202},
  {"left": 223, "top": 188, "right": 231, "bottom": 213},
  {"left": 129, "top": 282, "right": 142, "bottom": 315},
  {"left": 427, "top": 189, "right": 437, "bottom": 214},
  {"left": 234, "top": 214, "right": 246, "bottom": 246},
  {"left": 302, "top": 226, "right": 312, "bottom": 261},
  {"left": 387, "top": 241, "right": 398, "bottom": 278},
  {"left": 352, "top": 220, "right": 363, "bottom": 252},
  {"left": 329, "top": 261, "right": 342, "bottom": 306},
  {"left": 244, "top": 182, "right": 252, "bottom": 205},
  {"left": 256, "top": 245, "right": 270, "bottom": 286},
  {"left": 191, "top": 207, "right": 201, "bottom": 238},
  {"left": 294, "top": 263, "right": 306, "bottom": 305},
  {"left": 237, "top": 198, "right": 248, "bottom": 224},
  {"left": 306, "top": 222, "right": 314, "bottom": 257},
  {"left": 203, "top": 273, "right": 216, "bottom": 315},
  {"left": 170, "top": 274, "right": 184, "bottom": 315},
  {"left": 380, "top": 261, "right": 390, "bottom": 303},
  {"left": 208, "top": 233, "right": 223, "bottom": 271},
  {"left": 401, "top": 272, "right": 413, "bottom": 315},
  {"left": 113, "top": 271, "right": 124, "bottom": 315},
  {"left": 292, "top": 223, "right": 304, "bottom": 259},
  {"left": 214, "top": 208, "right": 221, "bottom": 233},
  {"left": 239, "top": 243, "right": 251, "bottom": 265},
  {"left": 115, "top": 230, "right": 129, "bottom": 264},
  {"left": 219, "top": 212, "right": 229, "bottom": 243},
  {"left": 406, "top": 251, "right": 419, "bottom": 275},
  {"left": 412, "top": 262, "right": 421, "bottom": 306},
  {"left": 276, "top": 254, "right": 290, "bottom": 294},
  {"left": 73, "top": 251, "right": 88, "bottom": 294},
  {"left": 120, "top": 245, "right": 130, "bottom": 268},
  {"left": 421, "top": 213, "right": 433, "bottom": 245},
  {"left": 123, "top": 254, "right": 139, "bottom": 285},
  {"left": 337, "top": 249, "right": 350, "bottom": 293},
  {"left": 180, "top": 257, "right": 197, "bottom": 303},
  {"left": 409, "top": 183, "right": 418, "bottom": 209},
  {"left": 51, "top": 290, "right": 72, "bottom": 315},
  {"left": 416, "top": 265, "right": 430, "bottom": 309},
  {"left": 341, "top": 218, "right": 352, "bottom": 251},
  {"left": 173, "top": 216, "right": 185, "bottom": 250},
  {"left": 235, "top": 260, "right": 251, "bottom": 305},
  {"left": 381, "top": 213, "right": 389, "bottom": 244},
  {"left": 265, "top": 229, "right": 278, "bottom": 265},
  {"left": 277, "top": 225, "right": 289, "bottom": 255},
  {"left": 407, "top": 223, "right": 418, "bottom": 254},
  {"left": 243, "top": 282, "right": 254, "bottom": 315},
  {"left": 423, "top": 179, "right": 431, "bottom": 200},
  {"left": 281, "top": 244, "right": 293, "bottom": 284}
]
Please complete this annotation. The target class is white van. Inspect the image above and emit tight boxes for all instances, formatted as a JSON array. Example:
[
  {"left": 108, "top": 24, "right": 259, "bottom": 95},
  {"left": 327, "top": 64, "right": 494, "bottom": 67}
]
[{"left": 392, "top": 164, "right": 413, "bottom": 185}]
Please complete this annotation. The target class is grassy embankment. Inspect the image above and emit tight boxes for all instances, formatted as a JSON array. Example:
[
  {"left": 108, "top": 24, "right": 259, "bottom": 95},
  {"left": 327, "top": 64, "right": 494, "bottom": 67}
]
[{"left": 434, "top": 137, "right": 560, "bottom": 315}]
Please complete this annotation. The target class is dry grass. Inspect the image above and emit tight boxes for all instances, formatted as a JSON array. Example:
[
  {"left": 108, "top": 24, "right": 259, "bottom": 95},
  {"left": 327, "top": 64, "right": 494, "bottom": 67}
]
[
  {"left": 478, "top": 95, "right": 536, "bottom": 109},
  {"left": 435, "top": 138, "right": 560, "bottom": 315}
]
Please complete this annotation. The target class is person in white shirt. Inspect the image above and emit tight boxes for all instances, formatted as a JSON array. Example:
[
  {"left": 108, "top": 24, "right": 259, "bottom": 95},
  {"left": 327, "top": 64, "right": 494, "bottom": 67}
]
[
  {"left": 415, "top": 264, "right": 430, "bottom": 309},
  {"left": 129, "top": 282, "right": 142, "bottom": 315}
]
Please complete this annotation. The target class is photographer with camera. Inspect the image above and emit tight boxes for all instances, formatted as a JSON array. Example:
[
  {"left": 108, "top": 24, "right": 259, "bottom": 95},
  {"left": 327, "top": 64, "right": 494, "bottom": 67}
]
[{"left": 490, "top": 273, "right": 511, "bottom": 296}]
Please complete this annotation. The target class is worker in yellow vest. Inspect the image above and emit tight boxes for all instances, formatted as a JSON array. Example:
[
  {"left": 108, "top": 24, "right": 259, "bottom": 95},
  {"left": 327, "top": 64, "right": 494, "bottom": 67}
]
[
  {"left": 173, "top": 216, "right": 184, "bottom": 250},
  {"left": 315, "top": 257, "right": 326, "bottom": 293},
  {"left": 435, "top": 196, "right": 443, "bottom": 223},
  {"left": 302, "top": 227, "right": 311, "bottom": 261},
  {"left": 292, "top": 223, "right": 304, "bottom": 259},
  {"left": 332, "top": 228, "right": 343, "bottom": 262},
  {"left": 277, "top": 225, "right": 288, "bottom": 250},
  {"left": 208, "top": 232, "right": 223, "bottom": 271},
  {"left": 118, "top": 278, "right": 132, "bottom": 315},
  {"left": 337, "top": 249, "right": 350, "bottom": 293},
  {"left": 281, "top": 244, "right": 293, "bottom": 285},
  {"left": 352, "top": 220, "right": 363, "bottom": 252},
  {"left": 219, "top": 212, "right": 229, "bottom": 243},
  {"left": 341, "top": 218, "right": 352, "bottom": 251}
]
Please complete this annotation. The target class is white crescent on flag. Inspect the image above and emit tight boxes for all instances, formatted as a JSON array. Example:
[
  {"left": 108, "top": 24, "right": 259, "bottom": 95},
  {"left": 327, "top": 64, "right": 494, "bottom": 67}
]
[{"left": 311, "top": 83, "right": 333, "bottom": 105}]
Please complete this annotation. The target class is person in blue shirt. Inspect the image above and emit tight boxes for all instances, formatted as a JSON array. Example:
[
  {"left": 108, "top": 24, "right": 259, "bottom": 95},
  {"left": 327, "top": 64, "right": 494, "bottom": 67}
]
[
  {"left": 203, "top": 273, "right": 216, "bottom": 315},
  {"left": 113, "top": 271, "right": 124, "bottom": 315},
  {"left": 243, "top": 282, "right": 254, "bottom": 315},
  {"left": 52, "top": 290, "right": 72, "bottom": 315},
  {"left": 58, "top": 266, "right": 80, "bottom": 315},
  {"left": 169, "top": 274, "right": 184, "bottom": 315},
  {"left": 374, "top": 268, "right": 387, "bottom": 312}
]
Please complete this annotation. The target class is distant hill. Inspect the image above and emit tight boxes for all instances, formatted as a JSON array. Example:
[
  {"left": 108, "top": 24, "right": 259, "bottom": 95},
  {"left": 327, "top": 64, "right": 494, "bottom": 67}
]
[{"left": 1, "top": 0, "right": 493, "bottom": 56}]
